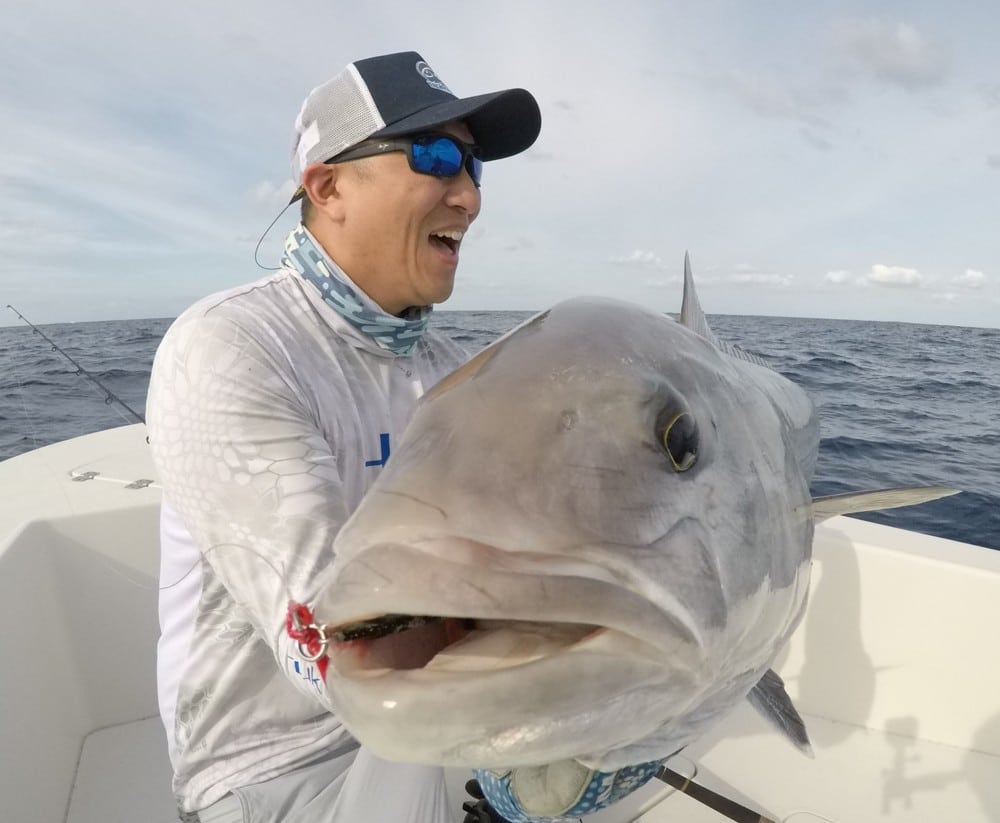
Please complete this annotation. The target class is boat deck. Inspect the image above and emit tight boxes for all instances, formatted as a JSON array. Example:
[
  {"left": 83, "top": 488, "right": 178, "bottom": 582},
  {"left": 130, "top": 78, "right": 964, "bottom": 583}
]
[
  {"left": 668, "top": 703, "right": 1000, "bottom": 821},
  {"left": 2, "top": 424, "right": 998, "bottom": 822},
  {"left": 68, "top": 717, "right": 176, "bottom": 823},
  {"left": 61, "top": 707, "right": 1000, "bottom": 822}
]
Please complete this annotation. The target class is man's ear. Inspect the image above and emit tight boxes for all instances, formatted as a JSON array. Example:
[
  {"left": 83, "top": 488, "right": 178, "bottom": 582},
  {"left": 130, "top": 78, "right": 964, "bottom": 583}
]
[{"left": 300, "top": 162, "right": 346, "bottom": 220}]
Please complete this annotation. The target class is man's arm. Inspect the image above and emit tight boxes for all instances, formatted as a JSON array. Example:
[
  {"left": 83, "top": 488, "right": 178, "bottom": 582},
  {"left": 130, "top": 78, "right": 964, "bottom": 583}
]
[{"left": 148, "top": 309, "right": 351, "bottom": 705}]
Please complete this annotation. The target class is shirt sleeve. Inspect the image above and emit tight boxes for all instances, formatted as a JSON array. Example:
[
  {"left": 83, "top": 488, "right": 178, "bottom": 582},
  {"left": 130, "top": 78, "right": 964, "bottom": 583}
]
[{"left": 147, "top": 309, "right": 349, "bottom": 707}]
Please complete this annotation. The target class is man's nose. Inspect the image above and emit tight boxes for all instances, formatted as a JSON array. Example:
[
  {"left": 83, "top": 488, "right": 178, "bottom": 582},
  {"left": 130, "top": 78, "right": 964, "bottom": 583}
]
[{"left": 445, "top": 170, "right": 482, "bottom": 221}]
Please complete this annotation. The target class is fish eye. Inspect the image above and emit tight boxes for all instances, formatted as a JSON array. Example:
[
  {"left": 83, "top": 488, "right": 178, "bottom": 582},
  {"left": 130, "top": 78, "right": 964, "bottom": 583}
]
[{"left": 657, "top": 410, "right": 699, "bottom": 472}]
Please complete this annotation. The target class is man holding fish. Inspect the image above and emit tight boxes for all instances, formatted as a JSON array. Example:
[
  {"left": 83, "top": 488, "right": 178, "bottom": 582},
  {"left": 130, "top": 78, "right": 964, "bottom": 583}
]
[
  {"left": 148, "top": 51, "right": 553, "bottom": 822},
  {"left": 149, "top": 46, "right": 953, "bottom": 823}
]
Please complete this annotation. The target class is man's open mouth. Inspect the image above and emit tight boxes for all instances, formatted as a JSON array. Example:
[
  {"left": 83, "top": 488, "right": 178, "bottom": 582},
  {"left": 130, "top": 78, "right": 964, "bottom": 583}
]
[
  {"left": 429, "top": 229, "right": 463, "bottom": 255},
  {"left": 327, "top": 613, "right": 604, "bottom": 676}
]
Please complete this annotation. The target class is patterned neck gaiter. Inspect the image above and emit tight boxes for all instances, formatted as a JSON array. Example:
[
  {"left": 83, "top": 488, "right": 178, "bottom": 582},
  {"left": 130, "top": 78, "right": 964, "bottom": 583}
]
[{"left": 282, "top": 224, "right": 431, "bottom": 356}]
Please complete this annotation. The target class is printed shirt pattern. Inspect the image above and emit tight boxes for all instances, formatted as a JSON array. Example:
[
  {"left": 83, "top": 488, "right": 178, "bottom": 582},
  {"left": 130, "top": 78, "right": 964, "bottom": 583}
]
[{"left": 147, "top": 267, "right": 466, "bottom": 811}]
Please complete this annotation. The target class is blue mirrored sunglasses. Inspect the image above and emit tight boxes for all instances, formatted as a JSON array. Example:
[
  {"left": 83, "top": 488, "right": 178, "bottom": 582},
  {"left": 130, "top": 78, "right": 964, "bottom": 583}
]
[{"left": 333, "top": 132, "right": 483, "bottom": 188}]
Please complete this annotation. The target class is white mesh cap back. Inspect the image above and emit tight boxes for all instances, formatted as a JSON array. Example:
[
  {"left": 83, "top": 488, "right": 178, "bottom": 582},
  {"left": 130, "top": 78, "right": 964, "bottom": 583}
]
[
  {"left": 291, "top": 64, "right": 385, "bottom": 184},
  {"left": 287, "top": 51, "right": 540, "bottom": 200}
]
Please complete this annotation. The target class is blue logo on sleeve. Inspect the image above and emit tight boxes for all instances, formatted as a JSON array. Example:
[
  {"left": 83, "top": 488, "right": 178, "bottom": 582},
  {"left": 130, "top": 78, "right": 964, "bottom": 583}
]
[
  {"left": 365, "top": 433, "right": 391, "bottom": 468},
  {"left": 287, "top": 655, "right": 323, "bottom": 691}
]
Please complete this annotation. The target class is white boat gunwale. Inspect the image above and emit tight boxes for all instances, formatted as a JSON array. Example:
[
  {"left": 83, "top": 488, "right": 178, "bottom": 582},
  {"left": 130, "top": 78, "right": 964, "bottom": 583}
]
[{"left": 1, "top": 423, "right": 997, "bottom": 822}]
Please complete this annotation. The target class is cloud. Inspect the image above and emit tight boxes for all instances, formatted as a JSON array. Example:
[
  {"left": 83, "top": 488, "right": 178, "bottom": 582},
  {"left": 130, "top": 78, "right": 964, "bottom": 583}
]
[
  {"left": 524, "top": 150, "right": 555, "bottom": 162},
  {"left": 3, "top": 3, "right": 999, "bottom": 330},
  {"left": 503, "top": 236, "right": 535, "bottom": 253},
  {"left": 726, "top": 71, "right": 800, "bottom": 119},
  {"left": 981, "top": 84, "right": 1000, "bottom": 108},
  {"left": 832, "top": 266, "right": 984, "bottom": 293},
  {"left": 684, "top": 265, "right": 794, "bottom": 287},
  {"left": 722, "top": 70, "right": 842, "bottom": 130},
  {"left": 836, "top": 19, "right": 946, "bottom": 90},
  {"left": 644, "top": 276, "right": 682, "bottom": 288},
  {"left": 611, "top": 249, "right": 668, "bottom": 269},
  {"left": 250, "top": 179, "right": 297, "bottom": 207},
  {"left": 953, "top": 268, "right": 986, "bottom": 288},
  {"left": 800, "top": 128, "right": 834, "bottom": 151},
  {"left": 866, "top": 264, "right": 923, "bottom": 288},
  {"left": 719, "top": 263, "right": 792, "bottom": 287},
  {"left": 730, "top": 272, "right": 795, "bottom": 287}
]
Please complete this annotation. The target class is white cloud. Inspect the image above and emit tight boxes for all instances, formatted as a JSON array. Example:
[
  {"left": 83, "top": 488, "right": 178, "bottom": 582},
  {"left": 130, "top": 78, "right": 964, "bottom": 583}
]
[
  {"left": 836, "top": 19, "right": 946, "bottom": 89},
  {"left": 2, "top": 3, "right": 999, "bottom": 329},
  {"left": 611, "top": 250, "right": 668, "bottom": 269},
  {"left": 720, "top": 70, "right": 842, "bottom": 131},
  {"left": 251, "top": 179, "right": 297, "bottom": 207},
  {"left": 688, "top": 267, "right": 794, "bottom": 288},
  {"left": 730, "top": 272, "right": 795, "bottom": 287},
  {"left": 866, "top": 264, "right": 924, "bottom": 288},
  {"left": 825, "top": 270, "right": 853, "bottom": 284},
  {"left": 717, "top": 263, "right": 794, "bottom": 287},
  {"left": 953, "top": 268, "right": 986, "bottom": 288},
  {"left": 727, "top": 70, "right": 801, "bottom": 119},
  {"left": 503, "top": 236, "right": 536, "bottom": 253},
  {"left": 981, "top": 83, "right": 1000, "bottom": 108},
  {"left": 643, "top": 276, "right": 682, "bottom": 288},
  {"left": 800, "top": 128, "right": 835, "bottom": 151}
]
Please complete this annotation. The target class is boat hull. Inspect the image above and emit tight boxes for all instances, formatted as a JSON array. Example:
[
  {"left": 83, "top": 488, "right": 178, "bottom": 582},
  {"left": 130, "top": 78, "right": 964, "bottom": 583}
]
[{"left": 1, "top": 424, "right": 997, "bottom": 822}]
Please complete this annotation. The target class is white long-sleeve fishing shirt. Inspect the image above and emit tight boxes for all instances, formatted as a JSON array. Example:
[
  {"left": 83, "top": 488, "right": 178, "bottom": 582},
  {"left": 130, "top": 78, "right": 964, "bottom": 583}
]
[{"left": 147, "top": 265, "right": 466, "bottom": 815}]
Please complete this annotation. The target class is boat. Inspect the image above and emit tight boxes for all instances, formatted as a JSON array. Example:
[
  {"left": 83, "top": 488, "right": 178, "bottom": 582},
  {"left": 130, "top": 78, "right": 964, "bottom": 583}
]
[{"left": 1, "top": 422, "right": 997, "bottom": 822}]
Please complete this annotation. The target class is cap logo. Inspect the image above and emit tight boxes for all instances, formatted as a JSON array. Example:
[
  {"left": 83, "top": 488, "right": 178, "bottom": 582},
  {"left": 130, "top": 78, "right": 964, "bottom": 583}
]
[{"left": 415, "top": 60, "right": 451, "bottom": 94}]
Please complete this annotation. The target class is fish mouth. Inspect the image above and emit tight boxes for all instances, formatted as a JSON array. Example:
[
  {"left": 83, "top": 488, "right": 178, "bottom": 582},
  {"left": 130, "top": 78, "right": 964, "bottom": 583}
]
[
  {"left": 317, "top": 539, "right": 701, "bottom": 679},
  {"left": 315, "top": 542, "right": 703, "bottom": 766},
  {"left": 321, "top": 607, "right": 685, "bottom": 768},
  {"left": 327, "top": 613, "right": 606, "bottom": 675}
]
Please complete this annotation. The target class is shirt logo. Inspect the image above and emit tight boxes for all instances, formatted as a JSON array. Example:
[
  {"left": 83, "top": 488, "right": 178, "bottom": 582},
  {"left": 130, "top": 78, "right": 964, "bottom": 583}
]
[
  {"left": 287, "top": 655, "right": 323, "bottom": 691},
  {"left": 416, "top": 60, "right": 451, "bottom": 94},
  {"left": 365, "top": 433, "right": 391, "bottom": 468}
]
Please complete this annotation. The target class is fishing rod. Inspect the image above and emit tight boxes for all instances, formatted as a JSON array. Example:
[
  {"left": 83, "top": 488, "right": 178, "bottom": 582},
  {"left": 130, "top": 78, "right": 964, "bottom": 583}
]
[
  {"left": 657, "top": 764, "right": 778, "bottom": 823},
  {"left": 6, "top": 305, "right": 146, "bottom": 424}
]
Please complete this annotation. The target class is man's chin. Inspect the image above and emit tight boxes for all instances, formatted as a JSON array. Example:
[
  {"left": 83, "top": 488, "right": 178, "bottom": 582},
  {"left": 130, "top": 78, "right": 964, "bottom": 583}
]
[{"left": 421, "top": 278, "right": 456, "bottom": 307}]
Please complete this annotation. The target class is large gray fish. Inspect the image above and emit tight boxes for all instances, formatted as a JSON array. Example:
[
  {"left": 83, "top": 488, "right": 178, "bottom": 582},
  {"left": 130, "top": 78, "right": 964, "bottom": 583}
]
[{"left": 307, "top": 256, "right": 953, "bottom": 771}]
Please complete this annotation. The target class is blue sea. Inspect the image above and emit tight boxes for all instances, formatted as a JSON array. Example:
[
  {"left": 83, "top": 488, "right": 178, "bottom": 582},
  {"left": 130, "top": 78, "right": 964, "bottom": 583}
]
[{"left": 1, "top": 312, "right": 997, "bottom": 550}]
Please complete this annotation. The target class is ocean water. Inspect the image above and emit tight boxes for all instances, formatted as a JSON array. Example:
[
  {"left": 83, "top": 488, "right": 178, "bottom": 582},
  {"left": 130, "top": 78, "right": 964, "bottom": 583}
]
[{"left": 1, "top": 311, "right": 997, "bottom": 550}]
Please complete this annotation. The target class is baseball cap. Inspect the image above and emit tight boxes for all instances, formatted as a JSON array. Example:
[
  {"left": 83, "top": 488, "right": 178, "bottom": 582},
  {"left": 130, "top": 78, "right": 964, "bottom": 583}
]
[{"left": 290, "top": 51, "right": 541, "bottom": 201}]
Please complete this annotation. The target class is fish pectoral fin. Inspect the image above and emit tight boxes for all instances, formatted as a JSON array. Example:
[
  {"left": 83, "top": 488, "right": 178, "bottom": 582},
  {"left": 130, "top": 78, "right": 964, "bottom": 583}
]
[
  {"left": 746, "top": 669, "right": 813, "bottom": 757},
  {"left": 811, "top": 486, "right": 959, "bottom": 522}
]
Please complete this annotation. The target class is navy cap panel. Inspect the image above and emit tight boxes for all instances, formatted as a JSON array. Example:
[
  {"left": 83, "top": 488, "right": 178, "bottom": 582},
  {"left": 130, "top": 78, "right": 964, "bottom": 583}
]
[
  {"left": 371, "top": 89, "right": 541, "bottom": 160},
  {"left": 465, "top": 89, "right": 542, "bottom": 159},
  {"left": 289, "top": 51, "right": 540, "bottom": 202},
  {"left": 352, "top": 51, "right": 458, "bottom": 124}
]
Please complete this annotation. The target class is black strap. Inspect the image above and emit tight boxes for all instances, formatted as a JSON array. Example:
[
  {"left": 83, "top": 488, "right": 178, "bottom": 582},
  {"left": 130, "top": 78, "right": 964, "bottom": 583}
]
[
  {"left": 461, "top": 780, "right": 509, "bottom": 823},
  {"left": 657, "top": 765, "right": 776, "bottom": 823}
]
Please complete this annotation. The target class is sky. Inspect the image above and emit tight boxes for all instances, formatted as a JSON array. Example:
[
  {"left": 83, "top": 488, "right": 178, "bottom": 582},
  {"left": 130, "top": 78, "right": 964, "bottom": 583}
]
[{"left": 2, "top": 1, "right": 999, "bottom": 328}]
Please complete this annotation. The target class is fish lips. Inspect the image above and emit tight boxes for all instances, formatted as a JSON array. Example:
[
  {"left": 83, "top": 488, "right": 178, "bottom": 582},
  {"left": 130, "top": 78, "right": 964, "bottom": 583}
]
[
  {"left": 326, "top": 631, "right": 695, "bottom": 767},
  {"left": 313, "top": 541, "right": 705, "bottom": 766}
]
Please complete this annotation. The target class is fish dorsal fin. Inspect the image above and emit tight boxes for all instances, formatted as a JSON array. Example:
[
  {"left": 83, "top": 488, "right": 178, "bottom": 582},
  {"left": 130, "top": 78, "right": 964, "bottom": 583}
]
[
  {"left": 811, "top": 486, "right": 959, "bottom": 523},
  {"left": 680, "top": 251, "right": 718, "bottom": 343},
  {"left": 679, "top": 252, "right": 769, "bottom": 368},
  {"left": 746, "top": 668, "right": 813, "bottom": 756}
]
